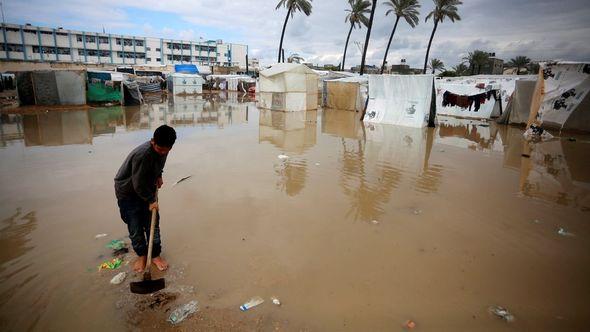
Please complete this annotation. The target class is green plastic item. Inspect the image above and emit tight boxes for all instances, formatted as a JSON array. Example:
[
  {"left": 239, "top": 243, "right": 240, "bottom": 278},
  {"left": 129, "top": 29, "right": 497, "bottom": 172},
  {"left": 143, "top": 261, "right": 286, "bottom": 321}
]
[
  {"left": 87, "top": 82, "right": 121, "bottom": 102},
  {"left": 99, "top": 258, "right": 123, "bottom": 270},
  {"left": 106, "top": 239, "right": 126, "bottom": 250}
]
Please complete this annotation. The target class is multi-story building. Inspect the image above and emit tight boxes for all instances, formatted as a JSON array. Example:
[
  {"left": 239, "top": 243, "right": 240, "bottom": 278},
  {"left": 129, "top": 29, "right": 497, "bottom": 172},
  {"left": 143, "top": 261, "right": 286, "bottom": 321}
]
[{"left": 0, "top": 23, "right": 248, "bottom": 68}]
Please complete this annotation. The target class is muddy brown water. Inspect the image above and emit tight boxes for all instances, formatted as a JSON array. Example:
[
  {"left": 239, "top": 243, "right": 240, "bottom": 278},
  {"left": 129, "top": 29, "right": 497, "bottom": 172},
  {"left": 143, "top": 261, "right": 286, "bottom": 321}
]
[{"left": 0, "top": 93, "right": 589, "bottom": 331}]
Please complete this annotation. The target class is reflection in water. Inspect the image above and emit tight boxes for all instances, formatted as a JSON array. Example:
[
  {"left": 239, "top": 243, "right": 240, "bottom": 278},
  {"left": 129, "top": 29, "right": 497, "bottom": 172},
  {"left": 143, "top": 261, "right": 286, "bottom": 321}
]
[{"left": 437, "top": 117, "right": 502, "bottom": 152}]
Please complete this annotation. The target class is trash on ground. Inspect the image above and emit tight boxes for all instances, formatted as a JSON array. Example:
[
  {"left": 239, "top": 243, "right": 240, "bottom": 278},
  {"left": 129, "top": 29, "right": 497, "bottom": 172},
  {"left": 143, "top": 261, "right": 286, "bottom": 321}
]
[
  {"left": 271, "top": 297, "right": 281, "bottom": 306},
  {"left": 110, "top": 272, "right": 127, "bottom": 285},
  {"left": 168, "top": 300, "right": 199, "bottom": 324},
  {"left": 489, "top": 305, "right": 515, "bottom": 322},
  {"left": 95, "top": 233, "right": 108, "bottom": 239},
  {"left": 403, "top": 319, "right": 416, "bottom": 329},
  {"left": 278, "top": 154, "right": 289, "bottom": 160},
  {"left": 99, "top": 258, "right": 123, "bottom": 271},
  {"left": 533, "top": 219, "right": 541, "bottom": 224},
  {"left": 106, "top": 239, "right": 126, "bottom": 250},
  {"left": 173, "top": 175, "right": 192, "bottom": 186},
  {"left": 240, "top": 296, "right": 264, "bottom": 311},
  {"left": 315, "top": 162, "right": 320, "bottom": 166},
  {"left": 413, "top": 209, "right": 422, "bottom": 215},
  {"left": 557, "top": 227, "right": 575, "bottom": 237},
  {"left": 523, "top": 124, "right": 554, "bottom": 141},
  {"left": 371, "top": 220, "right": 379, "bottom": 225}
]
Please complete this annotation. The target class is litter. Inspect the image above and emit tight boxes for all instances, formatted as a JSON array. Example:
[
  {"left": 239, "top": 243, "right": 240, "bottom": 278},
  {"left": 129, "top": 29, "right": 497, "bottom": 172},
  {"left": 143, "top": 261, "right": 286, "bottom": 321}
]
[
  {"left": 168, "top": 300, "right": 199, "bottom": 324},
  {"left": 240, "top": 296, "right": 264, "bottom": 311},
  {"left": 371, "top": 220, "right": 379, "bottom": 225},
  {"left": 110, "top": 272, "right": 127, "bottom": 285},
  {"left": 99, "top": 258, "right": 123, "bottom": 270},
  {"left": 403, "top": 319, "right": 416, "bottom": 329},
  {"left": 523, "top": 124, "right": 554, "bottom": 141},
  {"left": 315, "top": 162, "right": 320, "bottom": 166},
  {"left": 489, "top": 305, "right": 515, "bottom": 322},
  {"left": 533, "top": 219, "right": 541, "bottom": 224},
  {"left": 557, "top": 227, "right": 575, "bottom": 237},
  {"left": 95, "top": 233, "right": 108, "bottom": 239},
  {"left": 413, "top": 209, "right": 422, "bottom": 215},
  {"left": 278, "top": 154, "right": 289, "bottom": 160},
  {"left": 271, "top": 297, "right": 281, "bottom": 306},
  {"left": 106, "top": 239, "right": 126, "bottom": 250},
  {"left": 173, "top": 175, "right": 192, "bottom": 186}
]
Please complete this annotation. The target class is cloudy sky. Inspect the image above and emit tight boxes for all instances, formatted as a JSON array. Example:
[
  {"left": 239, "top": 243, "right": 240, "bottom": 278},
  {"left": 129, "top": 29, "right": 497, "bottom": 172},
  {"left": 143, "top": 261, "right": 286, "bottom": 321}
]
[{"left": 4, "top": 0, "right": 590, "bottom": 69}]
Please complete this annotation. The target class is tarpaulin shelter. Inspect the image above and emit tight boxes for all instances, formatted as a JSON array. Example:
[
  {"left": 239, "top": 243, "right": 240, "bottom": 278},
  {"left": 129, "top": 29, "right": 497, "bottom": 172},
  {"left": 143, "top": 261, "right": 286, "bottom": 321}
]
[
  {"left": 258, "top": 63, "right": 319, "bottom": 112},
  {"left": 526, "top": 62, "right": 590, "bottom": 132},
  {"left": 87, "top": 70, "right": 123, "bottom": 104},
  {"left": 167, "top": 73, "right": 205, "bottom": 95},
  {"left": 496, "top": 79, "right": 537, "bottom": 126},
  {"left": 16, "top": 70, "right": 86, "bottom": 106},
  {"left": 364, "top": 74, "right": 434, "bottom": 128},
  {"left": 324, "top": 76, "right": 368, "bottom": 111},
  {"left": 0, "top": 73, "right": 19, "bottom": 109}
]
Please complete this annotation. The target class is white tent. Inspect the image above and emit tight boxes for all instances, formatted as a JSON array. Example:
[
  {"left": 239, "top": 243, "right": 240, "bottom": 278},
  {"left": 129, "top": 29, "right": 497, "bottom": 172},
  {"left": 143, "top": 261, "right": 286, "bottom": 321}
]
[
  {"left": 167, "top": 73, "right": 205, "bottom": 95},
  {"left": 258, "top": 63, "right": 319, "bottom": 112},
  {"left": 496, "top": 79, "right": 537, "bottom": 126},
  {"left": 364, "top": 74, "right": 434, "bottom": 128}
]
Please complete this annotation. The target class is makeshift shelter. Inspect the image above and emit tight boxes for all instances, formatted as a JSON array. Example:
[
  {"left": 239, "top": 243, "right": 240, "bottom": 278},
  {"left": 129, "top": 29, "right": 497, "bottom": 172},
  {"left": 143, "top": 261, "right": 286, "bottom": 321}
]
[
  {"left": 496, "top": 79, "right": 537, "bottom": 126},
  {"left": 16, "top": 70, "right": 86, "bottom": 106},
  {"left": 258, "top": 63, "right": 319, "bottom": 112},
  {"left": 167, "top": 73, "right": 205, "bottom": 95},
  {"left": 324, "top": 76, "right": 368, "bottom": 111},
  {"left": 87, "top": 70, "right": 124, "bottom": 104},
  {"left": 0, "top": 73, "right": 19, "bottom": 109},
  {"left": 527, "top": 62, "right": 590, "bottom": 132},
  {"left": 364, "top": 74, "right": 434, "bottom": 128},
  {"left": 207, "top": 75, "right": 254, "bottom": 92}
]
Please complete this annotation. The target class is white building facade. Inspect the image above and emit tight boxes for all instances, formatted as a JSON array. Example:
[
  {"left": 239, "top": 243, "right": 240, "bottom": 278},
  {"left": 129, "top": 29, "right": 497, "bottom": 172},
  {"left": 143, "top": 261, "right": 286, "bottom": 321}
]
[{"left": 0, "top": 23, "right": 248, "bottom": 68}]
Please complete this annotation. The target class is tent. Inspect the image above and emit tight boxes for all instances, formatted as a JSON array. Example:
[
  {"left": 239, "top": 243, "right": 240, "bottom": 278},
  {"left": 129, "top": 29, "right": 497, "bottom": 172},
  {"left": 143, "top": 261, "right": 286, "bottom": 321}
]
[
  {"left": 364, "top": 74, "right": 434, "bottom": 128},
  {"left": 324, "top": 76, "right": 368, "bottom": 112},
  {"left": 16, "top": 70, "right": 86, "bottom": 106},
  {"left": 496, "top": 79, "right": 537, "bottom": 126},
  {"left": 167, "top": 73, "right": 205, "bottom": 95},
  {"left": 436, "top": 75, "right": 536, "bottom": 120},
  {"left": 87, "top": 70, "right": 123, "bottom": 104},
  {"left": 258, "top": 63, "right": 319, "bottom": 112},
  {"left": 527, "top": 62, "right": 590, "bottom": 132},
  {"left": 207, "top": 75, "right": 254, "bottom": 91}
]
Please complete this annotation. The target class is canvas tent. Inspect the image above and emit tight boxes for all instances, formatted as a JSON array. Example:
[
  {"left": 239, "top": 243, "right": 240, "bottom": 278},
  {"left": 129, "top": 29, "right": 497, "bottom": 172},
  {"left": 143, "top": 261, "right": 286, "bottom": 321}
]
[
  {"left": 496, "top": 79, "right": 537, "bottom": 126},
  {"left": 364, "top": 74, "right": 434, "bottom": 128},
  {"left": 16, "top": 70, "right": 86, "bottom": 106},
  {"left": 324, "top": 76, "right": 368, "bottom": 112},
  {"left": 258, "top": 63, "right": 319, "bottom": 112},
  {"left": 527, "top": 62, "right": 590, "bottom": 132}
]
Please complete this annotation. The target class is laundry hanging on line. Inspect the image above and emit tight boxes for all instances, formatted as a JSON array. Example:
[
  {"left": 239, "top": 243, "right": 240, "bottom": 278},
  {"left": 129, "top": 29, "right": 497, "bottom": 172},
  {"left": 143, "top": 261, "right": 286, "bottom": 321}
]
[{"left": 442, "top": 90, "right": 498, "bottom": 112}]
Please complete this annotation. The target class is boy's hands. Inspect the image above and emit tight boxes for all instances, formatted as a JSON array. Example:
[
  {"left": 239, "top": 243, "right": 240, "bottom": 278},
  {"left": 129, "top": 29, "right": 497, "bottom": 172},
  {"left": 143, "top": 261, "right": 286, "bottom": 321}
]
[
  {"left": 156, "top": 177, "right": 163, "bottom": 189},
  {"left": 149, "top": 201, "right": 159, "bottom": 211}
]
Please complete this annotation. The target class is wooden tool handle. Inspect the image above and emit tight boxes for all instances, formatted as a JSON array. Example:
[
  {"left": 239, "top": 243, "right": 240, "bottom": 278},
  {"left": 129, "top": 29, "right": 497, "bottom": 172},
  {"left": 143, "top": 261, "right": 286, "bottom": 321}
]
[{"left": 145, "top": 190, "right": 158, "bottom": 271}]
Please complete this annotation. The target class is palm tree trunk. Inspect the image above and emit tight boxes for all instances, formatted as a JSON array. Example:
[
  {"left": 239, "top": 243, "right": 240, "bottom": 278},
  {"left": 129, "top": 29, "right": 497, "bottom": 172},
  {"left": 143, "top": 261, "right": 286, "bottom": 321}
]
[
  {"left": 432, "top": 67, "right": 435, "bottom": 74},
  {"left": 278, "top": 8, "right": 292, "bottom": 63},
  {"left": 516, "top": 66, "right": 520, "bottom": 75},
  {"left": 360, "top": 0, "right": 377, "bottom": 76},
  {"left": 380, "top": 16, "right": 400, "bottom": 74},
  {"left": 341, "top": 23, "right": 354, "bottom": 71},
  {"left": 422, "top": 21, "right": 438, "bottom": 74}
]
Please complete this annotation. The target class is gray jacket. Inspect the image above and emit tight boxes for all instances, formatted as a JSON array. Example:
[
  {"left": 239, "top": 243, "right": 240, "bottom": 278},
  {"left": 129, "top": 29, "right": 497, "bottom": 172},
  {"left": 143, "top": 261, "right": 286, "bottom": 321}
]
[{"left": 114, "top": 141, "right": 167, "bottom": 203}]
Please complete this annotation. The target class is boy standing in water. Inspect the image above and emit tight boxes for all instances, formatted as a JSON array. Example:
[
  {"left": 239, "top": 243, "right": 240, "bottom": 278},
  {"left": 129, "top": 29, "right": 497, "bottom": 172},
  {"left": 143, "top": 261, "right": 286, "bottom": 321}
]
[{"left": 114, "top": 125, "right": 176, "bottom": 272}]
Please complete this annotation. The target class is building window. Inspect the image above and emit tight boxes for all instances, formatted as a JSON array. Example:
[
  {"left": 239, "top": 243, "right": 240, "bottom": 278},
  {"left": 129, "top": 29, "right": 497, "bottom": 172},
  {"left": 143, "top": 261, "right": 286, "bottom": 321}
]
[
  {"left": 156, "top": 58, "right": 161, "bottom": 62},
  {"left": 99, "top": 50, "right": 111, "bottom": 57},
  {"left": 99, "top": 36, "right": 109, "bottom": 44},
  {"left": 2, "top": 44, "right": 24, "bottom": 52},
  {"left": 6, "top": 27, "right": 20, "bottom": 32},
  {"left": 146, "top": 47, "right": 151, "bottom": 51},
  {"left": 57, "top": 47, "right": 71, "bottom": 55},
  {"left": 166, "top": 43, "right": 171, "bottom": 49},
  {"left": 182, "top": 56, "right": 191, "bottom": 62},
  {"left": 56, "top": 32, "right": 68, "bottom": 36},
  {"left": 146, "top": 58, "right": 151, "bottom": 62},
  {"left": 123, "top": 39, "right": 133, "bottom": 46},
  {"left": 135, "top": 40, "right": 144, "bottom": 47},
  {"left": 136, "top": 53, "right": 146, "bottom": 59},
  {"left": 40, "top": 31, "right": 53, "bottom": 35},
  {"left": 182, "top": 44, "right": 190, "bottom": 50},
  {"left": 24, "top": 29, "right": 36, "bottom": 34},
  {"left": 116, "top": 38, "right": 122, "bottom": 45},
  {"left": 156, "top": 48, "right": 161, "bottom": 52},
  {"left": 77, "top": 35, "right": 83, "bottom": 42},
  {"left": 167, "top": 55, "right": 172, "bottom": 60},
  {"left": 78, "top": 49, "right": 85, "bottom": 56},
  {"left": 85, "top": 36, "right": 96, "bottom": 43}
]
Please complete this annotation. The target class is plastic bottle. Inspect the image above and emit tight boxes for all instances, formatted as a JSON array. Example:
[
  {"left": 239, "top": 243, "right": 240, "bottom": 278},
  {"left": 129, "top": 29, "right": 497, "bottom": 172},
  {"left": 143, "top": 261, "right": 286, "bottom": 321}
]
[
  {"left": 168, "top": 300, "right": 199, "bottom": 324},
  {"left": 239, "top": 296, "right": 264, "bottom": 311}
]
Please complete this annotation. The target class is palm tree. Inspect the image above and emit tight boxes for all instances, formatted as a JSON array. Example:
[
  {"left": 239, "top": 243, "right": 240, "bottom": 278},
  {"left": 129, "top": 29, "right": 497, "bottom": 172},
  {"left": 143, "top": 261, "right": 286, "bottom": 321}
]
[
  {"left": 463, "top": 50, "right": 489, "bottom": 75},
  {"left": 360, "top": 0, "right": 377, "bottom": 75},
  {"left": 287, "top": 53, "right": 305, "bottom": 63},
  {"left": 380, "top": 0, "right": 420, "bottom": 74},
  {"left": 452, "top": 63, "right": 468, "bottom": 76},
  {"left": 276, "top": 0, "right": 313, "bottom": 63},
  {"left": 507, "top": 56, "right": 531, "bottom": 75},
  {"left": 428, "top": 58, "right": 444, "bottom": 74},
  {"left": 422, "top": 0, "right": 462, "bottom": 74},
  {"left": 342, "top": 0, "right": 371, "bottom": 71}
]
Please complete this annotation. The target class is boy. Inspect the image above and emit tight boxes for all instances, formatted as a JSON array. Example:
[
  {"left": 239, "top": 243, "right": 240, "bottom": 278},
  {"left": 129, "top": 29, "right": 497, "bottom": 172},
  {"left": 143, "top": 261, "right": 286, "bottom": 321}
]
[{"left": 114, "top": 125, "right": 176, "bottom": 272}]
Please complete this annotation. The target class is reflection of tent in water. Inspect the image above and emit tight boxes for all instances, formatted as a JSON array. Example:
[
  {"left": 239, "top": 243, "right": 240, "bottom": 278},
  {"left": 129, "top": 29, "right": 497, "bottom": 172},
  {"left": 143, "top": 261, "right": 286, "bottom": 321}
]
[
  {"left": 88, "top": 107, "right": 125, "bottom": 135},
  {"left": 22, "top": 111, "right": 92, "bottom": 146},
  {"left": 498, "top": 126, "right": 590, "bottom": 209},
  {"left": 339, "top": 123, "right": 440, "bottom": 222},
  {"left": 258, "top": 110, "right": 317, "bottom": 154},
  {"left": 321, "top": 109, "right": 364, "bottom": 139},
  {"left": 437, "top": 117, "right": 503, "bottom": 152}
]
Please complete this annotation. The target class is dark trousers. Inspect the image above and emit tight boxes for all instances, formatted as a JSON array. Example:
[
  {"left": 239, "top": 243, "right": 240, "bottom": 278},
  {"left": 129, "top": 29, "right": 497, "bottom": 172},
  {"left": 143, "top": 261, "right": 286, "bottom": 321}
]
[{"left": 117, "top": 198, "right": 161, "bottom": 257}]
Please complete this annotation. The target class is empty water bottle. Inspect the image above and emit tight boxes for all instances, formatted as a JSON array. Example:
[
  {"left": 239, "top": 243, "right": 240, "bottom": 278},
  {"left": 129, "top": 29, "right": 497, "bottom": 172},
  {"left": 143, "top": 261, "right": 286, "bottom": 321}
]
[
  {"left": 240, "top": 296, "right": 264, "bottom": 311},
  {"left": 168, "top": 300, "right": 198, "bottom": 324}
]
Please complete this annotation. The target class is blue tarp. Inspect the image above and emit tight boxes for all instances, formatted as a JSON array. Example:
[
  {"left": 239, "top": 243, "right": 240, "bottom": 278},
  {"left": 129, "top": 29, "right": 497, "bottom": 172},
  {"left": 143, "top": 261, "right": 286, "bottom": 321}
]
[{"left": 174, "top": 64, "right": 199, "bottom": 74}]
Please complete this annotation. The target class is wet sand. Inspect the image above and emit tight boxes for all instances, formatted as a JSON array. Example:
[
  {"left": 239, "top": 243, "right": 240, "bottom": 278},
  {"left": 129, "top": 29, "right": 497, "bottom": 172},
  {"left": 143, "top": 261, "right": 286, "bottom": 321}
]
[{"left": 0, "top": 92, "right": 589, "bottom": 331}]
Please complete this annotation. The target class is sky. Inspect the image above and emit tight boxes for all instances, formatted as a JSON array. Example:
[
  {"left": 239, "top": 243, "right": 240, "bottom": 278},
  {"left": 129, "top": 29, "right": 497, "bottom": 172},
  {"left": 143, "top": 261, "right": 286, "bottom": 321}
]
[{"left": 3, "top": 0, "right": 590, "bottom": 69}]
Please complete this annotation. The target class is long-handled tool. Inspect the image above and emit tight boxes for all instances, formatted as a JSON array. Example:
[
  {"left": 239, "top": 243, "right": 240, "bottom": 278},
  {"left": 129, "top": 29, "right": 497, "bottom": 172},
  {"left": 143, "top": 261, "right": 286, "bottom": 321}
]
[{"left": 130, "top": 193, "right": 165, "bottom": 294}]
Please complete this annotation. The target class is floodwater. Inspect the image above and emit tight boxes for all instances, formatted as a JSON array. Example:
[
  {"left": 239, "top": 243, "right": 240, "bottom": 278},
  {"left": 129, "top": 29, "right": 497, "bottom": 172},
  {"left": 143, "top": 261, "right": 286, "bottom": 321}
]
[{"left": 0, "top": 92, "right": 589, "bottom": 331}]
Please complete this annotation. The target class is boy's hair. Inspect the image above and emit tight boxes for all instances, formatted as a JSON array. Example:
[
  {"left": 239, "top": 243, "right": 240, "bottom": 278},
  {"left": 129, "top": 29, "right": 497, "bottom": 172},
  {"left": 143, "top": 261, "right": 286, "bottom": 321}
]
[{"left": 153, "top": 125, "right": 176, "bottom": 147}]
